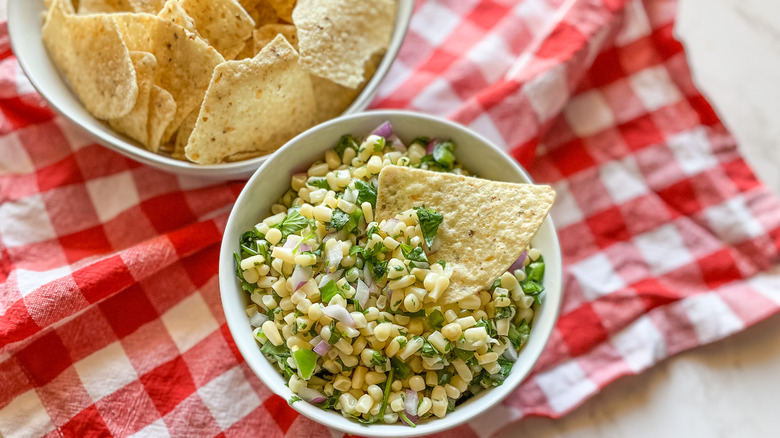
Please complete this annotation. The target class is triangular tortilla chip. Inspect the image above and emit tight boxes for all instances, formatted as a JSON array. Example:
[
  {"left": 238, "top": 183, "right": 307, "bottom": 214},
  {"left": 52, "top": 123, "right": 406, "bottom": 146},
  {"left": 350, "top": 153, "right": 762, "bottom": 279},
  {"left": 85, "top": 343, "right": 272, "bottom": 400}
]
[
  {"left": 242, "top": 0, "right": 280, "bottom": 26},
  {"left": 108, "top": 51, "right": 156, "bottom": 147},
  {"left": 147, "top": 85, "right": 177, "bottom": 152},
  {"left": 292, "top": 0, "right": 394, "bottom": 88},
  {"left": 266, "top": 0, "right": 295, "bottom": 23},
  {"left": 310, "top": 51, "right": 383, "bottom": 123},
  {"left": 173, "top": 109, "right": 198, "bottom": 160},
  {"left": 128, "top": 0, "right": 165, "bottom": 13},
  {"left": 43, "top": 0, "right": 138, "bottom": 119},
  {"left": 178, "top": 0, "right": 256, "bottom": 60},
  {"left": 158, "top": 0, "right": 199, "bottom": 35},
  {"left": 112, "top": 13, "right": 225, "bottom": 142},
  {"left": 253, "top": 24, "right": 298, "bottom": 53},
  {"left": 375, "top": 166, "right": 556, "bottom": 305},
  {"left": 185, "top": 35, "right": 317, "bottom": 164},
  {"left": 78, "top": 0, "right": 132, "bottom": 14}
]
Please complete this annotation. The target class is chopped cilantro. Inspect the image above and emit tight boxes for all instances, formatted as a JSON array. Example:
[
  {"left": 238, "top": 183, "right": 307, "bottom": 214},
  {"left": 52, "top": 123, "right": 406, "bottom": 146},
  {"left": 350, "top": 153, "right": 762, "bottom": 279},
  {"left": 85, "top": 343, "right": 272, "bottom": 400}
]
[
  {"left": 273, "top": 210, "right": 309, "bottom": 239},
  {"left": 437, "top": 260, "right": 446, "bottom": 268},
  {"left": 507, "top": 321, "right": 530, "bottom": 349},
  {"left": 373, "top": 136, "right": 386, "bottom": 152},
  {"left": 495, "top": 306, "right": 514, "bottom": 320},
  {"left": 400, "top": 243, "right": 428, "bottom": 264},
  {"left": 306, "top": 177, "right": 331, "bottom": 190},
  {"left": 355, "top": 180, "right": 377, "bottom": 208},
  {"left": 315, "top": 391, "right": 340, "bottom": 410},
  {"left": 328, "top": 320, "right": 342, "bottom": 344},
  {"left": 288, "top": 395, "right": 302, "bottom": 405},
  {"left": 370, "top": 350, "right": 387, "bottom": 367},
  {"left": 415, "top": 206, "right": 443, "bottom": 248},
  {"left": 349, "top": 245, "right": 363, "bottom": 256},
  {"left": 334, "top": 134, "right": 359, "bottom": 158},
  {"left": 437, "top": 369, "right": 453, "bottom": 385},
  {"left": 328, "top": 209, "right": 350, "bottom": 230},
  {"left": 475, "top": 319, "right": 497, "bottom": 338},
  {"left": 429, "top": 309, "right": 445, "bottom": 330},
  {"left": 420, "top": 340, "right": 438, "bottom": 357},
  {"left": 320, "top": 280, "right": 344, "bottom": 304},
  {"left": 390, "top": 357, "right": 412, "bottom": 379}
]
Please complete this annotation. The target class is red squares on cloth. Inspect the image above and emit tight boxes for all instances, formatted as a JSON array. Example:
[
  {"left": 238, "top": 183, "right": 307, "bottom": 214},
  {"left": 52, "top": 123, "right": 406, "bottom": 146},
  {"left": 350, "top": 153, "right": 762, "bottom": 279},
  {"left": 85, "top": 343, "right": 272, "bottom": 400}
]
[
  {"left": 58, "top": 226, "right": 113, "bottom": 265},
  {"left": 16, "top": 331, "right": 72, "bottom": 386},
  {"left": 60, "top": 404, "right": 110, "bottom": 437},
  {"left": 557, "top": 303, "right": 610, "bottom": 357},
  {"left": 548, "top": 139, "right": 598, "bottom": 177},
  {"left": 618, "top": 114, "right": 665, "bottom": 152},
  {"left": 35, "top": 155, "right": 84, "bottom": 192},
  {"left": 100, "top": 284, "right": 159, "bottom": 339},
  {"left": 656, "top": 178, "right": 702, "bottom": 217},
  {"left": 140, "top": 192, "right": 197, "bottom": 234},
  {"left": 72, "top": 254, "right": 134, "bottom": 303},
  {"left": 140, "top": 357, "right": 197, "bottom": 417},
  {"left": 262, "top": 395, "right": 298, "bottom": 434},
  {"left": 697, "top": 249, "right": 743, "bottom": 290},
  {"left": 537, "top": 22, "right": 586, "bottom": 60},
  {"left": 586, "top": 206, "right": 631, "bottom": 249}
]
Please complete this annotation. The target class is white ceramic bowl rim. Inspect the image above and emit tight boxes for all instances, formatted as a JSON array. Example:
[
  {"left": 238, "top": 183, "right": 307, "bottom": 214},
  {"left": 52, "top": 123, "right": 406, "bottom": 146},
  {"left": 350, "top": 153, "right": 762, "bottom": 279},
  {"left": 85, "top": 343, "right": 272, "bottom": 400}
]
[
  {"left": 7, "top": 0, "right": 414, "bottom": 179},
  {"left": 219, "top": 110, "right": 563, "bottom": 437}
]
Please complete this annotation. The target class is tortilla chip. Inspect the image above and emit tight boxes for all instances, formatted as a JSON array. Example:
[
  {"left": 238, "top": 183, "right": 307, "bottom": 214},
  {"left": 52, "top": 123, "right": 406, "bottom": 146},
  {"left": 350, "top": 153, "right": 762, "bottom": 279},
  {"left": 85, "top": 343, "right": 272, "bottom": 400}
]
[
  {"left": 147, "top": 85, "right": 177, "bottom": 152},
  {"left": 112, "top": 13, "right": 225, "bottom": 142},
  {"left": 43, "top": 0, "right": 138, "bottom": 119},
  {"left": 253, "top": 23, "right": 297, "bottom": 53},
  {"left": 108, "top": 51, "right": 156, "bottom": 147},
  {"left": 78, "top": 0, "right": 132, "bottom": 13},
  {"left": 46, "top": 0, "right": 75, "bottom": 13},
  {"left": 310, "top": 51, "right": 382, "bottom": 122},
  {"left": 233, "top": 38, "right": 256, "bottom": 60},
  {"left": 173, "top": 109, "right": 198, "bottom": 160},
  {"left": 293, "top": 0, "right": 394, "bottom": 88},
  {"left": 241, "top": 0, "right": 280, "bottom": 26},
  {"left": 375, "top": 166, "right": 556, "bottom": 305},
  {"left": 185, "top": 35, "right": 316, "bottom": 164},
  {"left": 178, "top": 0, "right": 256, "bottom": 60},
  {"left": 128, "top": 0, "right": 165, "bottom": 13},
  {"left": 158, "top": 0, "right": 199, "bottom": 35},
  {"left": 266, "top": 0, "right": 295, "bottom": 23}
]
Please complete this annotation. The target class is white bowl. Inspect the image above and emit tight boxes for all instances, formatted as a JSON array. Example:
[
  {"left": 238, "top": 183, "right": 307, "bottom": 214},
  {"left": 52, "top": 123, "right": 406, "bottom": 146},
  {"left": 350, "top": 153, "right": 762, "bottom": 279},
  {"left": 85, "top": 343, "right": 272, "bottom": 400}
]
[
  {"left": 7, "top": 0, "right": 414, "bottom": 179},
  {"left": 219, "top": 110, "right": 562, "bottom": 436}
]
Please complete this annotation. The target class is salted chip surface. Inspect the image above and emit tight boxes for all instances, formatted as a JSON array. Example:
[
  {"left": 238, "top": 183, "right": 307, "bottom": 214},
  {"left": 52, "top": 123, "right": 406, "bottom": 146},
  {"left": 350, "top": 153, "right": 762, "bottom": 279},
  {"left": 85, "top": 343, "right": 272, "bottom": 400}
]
[
  {"left": 293, "top": 0, "right": 394, "bottom": 88},
  {"left": 375, "top": 166, "right": 556, "bottom": 305},
  {"left": 78, "top": 0, "right": 132, "bottom": 14},
  {"left": 108, "top": 51, "right": 156, "bottom": 147},
  {"left": 185, "top": 35, "right": 316, "bottom": 164},
  {"left": 178, "top": 0, "right": 256, "bottom": 60},
  {"left": 113, "top": 13, "right": 225, "bottom": 141},
  {"left": 253, "top": 24, "right": 298, "bottom": 53},
  {"left": 267, "top": 0, "right": 295, "bottom": 22},
  {"left": 147, "top": 85, "right": 177, "bottom": 152},
  {"left": 157, "top": 0, "right": 199, "bottom": 35},
  {"left": 43, "top": 0, "right": 138, "bottom": 120}
]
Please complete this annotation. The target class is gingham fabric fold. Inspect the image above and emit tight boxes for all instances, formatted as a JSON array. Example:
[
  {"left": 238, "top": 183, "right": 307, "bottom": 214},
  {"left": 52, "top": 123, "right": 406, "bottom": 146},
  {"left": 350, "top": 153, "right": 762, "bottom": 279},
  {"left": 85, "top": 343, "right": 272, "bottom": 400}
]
[{"left": 2, "top": 0, "right": 780, "bottom": 437}]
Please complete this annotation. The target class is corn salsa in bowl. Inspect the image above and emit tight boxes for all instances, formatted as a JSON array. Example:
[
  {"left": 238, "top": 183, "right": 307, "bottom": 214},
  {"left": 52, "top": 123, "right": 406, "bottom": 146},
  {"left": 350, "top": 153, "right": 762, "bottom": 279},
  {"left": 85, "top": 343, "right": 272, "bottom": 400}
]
[{"left": 219, "top": 110, "right": 562, "bottom": 436}]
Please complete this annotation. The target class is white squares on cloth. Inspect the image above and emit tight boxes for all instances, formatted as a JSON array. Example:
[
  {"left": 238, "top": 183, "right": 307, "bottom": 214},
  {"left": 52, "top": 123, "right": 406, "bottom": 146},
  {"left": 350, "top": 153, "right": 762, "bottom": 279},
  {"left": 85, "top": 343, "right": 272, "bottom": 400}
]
[
  {"left": 128, "top": 419, "right": 171, "bottom": 438},
  {"left": 549, "top": 180, "right": 584, "bottom": 229},
  {"left": 468, "top": 113, "right": 507, "bottom": 150},
  {"left": 614, "top": 0, "right": 652, "bottom": 46},
  {"left": 0, "top": 194, "right": 58, "bottom": 247},
  {"left": 197, "top": 367, "right": 261, "bottom": 430},
  {"left": 0, "top": 390, "right": 55, "bottom": 438},
  {"left": 535, "top": 360, "right": 598, "bottom": 414},
  {"left": 633, "top": 223, "right": 693, "bottom": 276},
  {"left": 412, "top": 2, "right": 462, "bottom": 47},
  {"left": 610, "top": 315, "right": 666, "bottom": 373},
  {"left": 15, "top": 265, "right": 72, "bottom": 297},
  {"left": 628, "top": 65, "right": 683, "bottom": 112},
  {"left": 410, "top": 77, "right": 463, "bottom": 116},
  {"left": 161, "top": 292, "right": 220, "bottom": 353},
  {"left": 468, "top": 33, "right": 514, "bottom": 85},
  {"left": 564, "top": 90, "right": 615, "bottom": 137},
  {"left": 0, "top": 133, "right": 35, "bottom": 174},
  {"left": 526, "top": 64, "right": 570, "bottom": 123},
  {"left": 86, "top": 171, "right": 140, "bottom": 223},
  {"left": 666, "top": 127, "right": 719, "bottom": 176},
  {"left": 75, "top": 341, "right": 139, "bottom": 401},
  {"left": 600, "top": 156, "right": 650, "bottom": 204},
  {"left": 570, "top": 253, "right": 627, "bottom": 301},
  {"left": 681, "top": 293, "right": 744, "bottom": 344},
  {"left": 704, "top": 197, "right": 766, "bottom": 245}
]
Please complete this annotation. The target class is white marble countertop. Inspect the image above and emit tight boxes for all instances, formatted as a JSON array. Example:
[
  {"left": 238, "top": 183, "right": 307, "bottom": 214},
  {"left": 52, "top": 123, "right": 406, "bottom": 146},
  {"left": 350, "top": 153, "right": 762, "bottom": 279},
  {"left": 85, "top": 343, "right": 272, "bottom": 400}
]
[{"left": 500, "top": 0, "right": 780, "bottom": 436}]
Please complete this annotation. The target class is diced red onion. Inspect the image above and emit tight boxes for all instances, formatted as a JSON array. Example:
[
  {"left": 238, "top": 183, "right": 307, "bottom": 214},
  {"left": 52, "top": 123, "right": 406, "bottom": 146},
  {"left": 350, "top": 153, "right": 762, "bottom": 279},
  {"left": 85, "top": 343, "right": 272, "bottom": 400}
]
[
  {"left": 405, "top": 389, "right": 418, "bottom": 416},
  {"left": 291, "top": 265, "right": 312, "bottom": 291},
  {"left": 325, "top": 246, "right": 343, "bottom": 271},
  {"left": 318, "top": 270, "right": 344, "bottom": 288},
  {"left": 297, "top": 387, "right": 326, "bottom": 404},
  {"left": 371, "top": 121, "right": 393, "bottom": 138},
  {"left": 283, "top": 235, "right": 301, "bottom": 249},
  {"left": 313, "top": 340, "right": 331, "bottom": 356},
  {"left": 426, "top": 138, "right": 439, "bottom": 155},
  {"left": 405, "top": 414, "right": 419, "bottom": 425},
  {"left": 355, "top": 279, "right": 370, "bottom": 308},
  {"left": 509, "top": 250, "right": 527, "bottom": 272},
  {"left": 503, "top": 344, "right": 518, "bottom": 361},
  {"left": 248, "top": 311, "right": 269, "bottom": 328},
  {"left": 381, "top": 218, "right": 400, "bottom": 234},
  {"left": 322, "top": 304, "right": 355, "bottom": 327},
  {"left": 386, "top": 287, "right": 394, "bottom": 298},
  {"left": 388, "top": 134, "right": 407, "bottom": 152}
]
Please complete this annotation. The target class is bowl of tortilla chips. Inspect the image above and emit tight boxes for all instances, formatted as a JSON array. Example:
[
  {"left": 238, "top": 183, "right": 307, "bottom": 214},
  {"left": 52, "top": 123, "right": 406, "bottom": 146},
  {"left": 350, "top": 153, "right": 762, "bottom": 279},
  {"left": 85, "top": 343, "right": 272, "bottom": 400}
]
[
  {"left": 8, "top": 0, "right": 412, "bottom": 178},
  {"left": 219, "top": 110, "right": 563, "bottom": 435}
]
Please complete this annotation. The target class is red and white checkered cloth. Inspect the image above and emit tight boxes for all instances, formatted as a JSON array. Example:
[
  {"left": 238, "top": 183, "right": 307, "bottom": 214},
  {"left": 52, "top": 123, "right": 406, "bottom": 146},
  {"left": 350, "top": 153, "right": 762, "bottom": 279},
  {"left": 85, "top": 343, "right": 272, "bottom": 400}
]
[{"left": 2, "top": 0, "right": 780, "bottom": 436}]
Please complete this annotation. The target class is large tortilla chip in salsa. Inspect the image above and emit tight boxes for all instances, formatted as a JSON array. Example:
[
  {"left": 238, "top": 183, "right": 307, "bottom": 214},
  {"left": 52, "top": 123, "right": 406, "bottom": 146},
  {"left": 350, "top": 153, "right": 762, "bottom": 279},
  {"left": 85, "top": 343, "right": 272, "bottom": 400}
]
[{"left": 375, "top": 166, "right": 556, "bottom": 305}]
